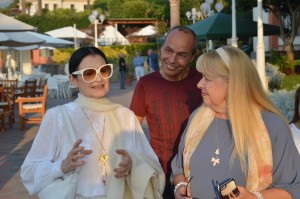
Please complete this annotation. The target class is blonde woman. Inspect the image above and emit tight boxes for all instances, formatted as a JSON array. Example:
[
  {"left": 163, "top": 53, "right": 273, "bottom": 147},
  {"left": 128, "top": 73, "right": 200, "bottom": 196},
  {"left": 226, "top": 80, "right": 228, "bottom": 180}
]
[{"left": 171, "top": 46, "right": 300, "bottom": 199}]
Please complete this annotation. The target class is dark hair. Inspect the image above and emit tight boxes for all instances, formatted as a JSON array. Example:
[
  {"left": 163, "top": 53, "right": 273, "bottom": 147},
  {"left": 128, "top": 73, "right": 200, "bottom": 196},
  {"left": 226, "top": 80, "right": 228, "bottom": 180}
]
[
  {"left": 290, "top": 86, "right": 300, "bottom": 124},
  {"left": 163, "top": 25, "right": 198, "bottom": 56},
  {"left": 69, "top": 46, "right": 108, "bottom": 75}
]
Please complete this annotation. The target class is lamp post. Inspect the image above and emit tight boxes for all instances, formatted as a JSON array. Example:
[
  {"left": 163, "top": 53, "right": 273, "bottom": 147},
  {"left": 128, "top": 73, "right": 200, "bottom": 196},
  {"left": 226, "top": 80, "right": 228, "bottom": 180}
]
[
  {"left": 186, "top": 0, "right": 223, "bottom": 51},
  {"left": 231, "top": 0, "right": 238, "bottom": 47},
  {"left": 88, "top": 10, "right": 105, "bottom": 48},
  {"left": 200, "top": 0, "right": 224, "bottom": 18},
  {"left": 186, "top": 1, "right": 223, "bottom": 24},
  {"left": 256, "top": 0, "right": 267, "bottom": 89},
  {"left": 186, "top": 8, "right": 202, "bottom": 24}
]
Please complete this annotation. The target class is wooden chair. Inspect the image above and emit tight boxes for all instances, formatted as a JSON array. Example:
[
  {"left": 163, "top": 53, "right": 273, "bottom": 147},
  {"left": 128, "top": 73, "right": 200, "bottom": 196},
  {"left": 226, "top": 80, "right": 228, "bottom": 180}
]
[
  {"left": 36, "top": 78, "right": 47, "bottom": 96},
  {"left": 16, "top": 85, "right": 48, "bottom": 130},
  {"left": 0, "top": 79, "right": 18, "bottom": 88},
  {"left": 0, "top": 86, "right": 14, "bottom": 132},
  {"left": 3, "top": 85, "right": 15, "bottom": 124},
  {"left": 14, "top": 79, "right": 37, "bottom": 98}
]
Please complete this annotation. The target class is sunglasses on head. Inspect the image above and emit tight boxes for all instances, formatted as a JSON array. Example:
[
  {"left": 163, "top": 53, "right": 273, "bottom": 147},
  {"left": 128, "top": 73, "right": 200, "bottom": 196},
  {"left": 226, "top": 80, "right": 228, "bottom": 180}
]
[{"left": 72, "top": 64, "right": 113, "bottom": 83}]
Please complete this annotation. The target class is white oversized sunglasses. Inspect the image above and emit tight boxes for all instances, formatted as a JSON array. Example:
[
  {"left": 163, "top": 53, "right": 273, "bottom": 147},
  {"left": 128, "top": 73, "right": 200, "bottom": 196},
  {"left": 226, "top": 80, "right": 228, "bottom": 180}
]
[{"left": 72, "top": 64, "right": 113, "bottom": 83}]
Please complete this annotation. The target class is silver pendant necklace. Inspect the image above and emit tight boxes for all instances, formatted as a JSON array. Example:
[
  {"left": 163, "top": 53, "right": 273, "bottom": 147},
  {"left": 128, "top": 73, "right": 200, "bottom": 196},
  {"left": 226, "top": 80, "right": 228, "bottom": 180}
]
[{"left": 211, "top": 117, "right": 222, "bottom": 166}]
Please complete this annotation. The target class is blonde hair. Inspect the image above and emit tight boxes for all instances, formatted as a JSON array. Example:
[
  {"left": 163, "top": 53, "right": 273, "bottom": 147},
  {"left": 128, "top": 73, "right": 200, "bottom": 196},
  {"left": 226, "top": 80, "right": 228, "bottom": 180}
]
[{"left": 195, "top": 46, "right": 289, "bottom": 175}]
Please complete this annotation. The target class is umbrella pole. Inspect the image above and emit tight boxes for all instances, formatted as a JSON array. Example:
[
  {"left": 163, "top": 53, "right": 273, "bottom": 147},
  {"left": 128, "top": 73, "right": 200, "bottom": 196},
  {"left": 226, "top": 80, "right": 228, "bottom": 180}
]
[{"left": 20, "top": 50, "right": 23, "bottom": 74}]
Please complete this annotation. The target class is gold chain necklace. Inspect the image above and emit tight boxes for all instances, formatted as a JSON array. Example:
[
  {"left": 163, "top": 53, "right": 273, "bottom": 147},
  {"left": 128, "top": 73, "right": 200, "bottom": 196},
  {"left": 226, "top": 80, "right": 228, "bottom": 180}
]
[
  {"left": 82, "top": 109, "right": 108, "bottom": 185},
  {"left": 211, "top": 117, "right": 228, "bottom": 166}
]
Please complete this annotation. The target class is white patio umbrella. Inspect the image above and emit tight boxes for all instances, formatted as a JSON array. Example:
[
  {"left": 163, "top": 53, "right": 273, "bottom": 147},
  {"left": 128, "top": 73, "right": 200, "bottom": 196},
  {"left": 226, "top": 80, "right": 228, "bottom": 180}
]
[
  {"left": 99, "top": 25, "right": 130, "bottom": 46},
  {"left": 0, "top": 32, "right": 45, "bottom": 47},
  {"left": 28, "top": 32, "right": 74, "bottom": 48},
  {"left": 0, "top": 31, "right": 74, "bottom": 76},
  {"left": 127, "top": 25, "right": 158, "bottom": 37},
  {"left": 0, "top": 30, "right": 73, "bottom": 50},
  {"left": 45, "top": 26, "right": 92, "bottom": 39},
  {"left": 0, "top": 13, "right": 37, "bottom": 32},
  {"left": 0, "top": 45, "right": 39, "bottom": 50}
]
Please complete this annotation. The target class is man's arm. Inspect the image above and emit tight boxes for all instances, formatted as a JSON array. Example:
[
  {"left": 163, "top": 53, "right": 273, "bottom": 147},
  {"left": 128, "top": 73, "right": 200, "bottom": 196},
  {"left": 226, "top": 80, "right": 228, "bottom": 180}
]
[{"left": 136, "top": 115, "right": 144, "bottom": 124}]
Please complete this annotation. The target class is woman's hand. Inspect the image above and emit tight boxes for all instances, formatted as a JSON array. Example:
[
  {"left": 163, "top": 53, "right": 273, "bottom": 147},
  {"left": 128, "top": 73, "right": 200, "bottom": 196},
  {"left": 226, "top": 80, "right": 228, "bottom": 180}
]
[
  {"left": 174, "top": 184, "right": 192, "bottom": 199},
  {"left": 61, "top": 139, "right": 92, "bottom": 173},
  {"left": 114, "top": 149, "right": 132, "bottom": 178},
  {"left": 232, "top": 186, "right": 256, "bottom": 199}
]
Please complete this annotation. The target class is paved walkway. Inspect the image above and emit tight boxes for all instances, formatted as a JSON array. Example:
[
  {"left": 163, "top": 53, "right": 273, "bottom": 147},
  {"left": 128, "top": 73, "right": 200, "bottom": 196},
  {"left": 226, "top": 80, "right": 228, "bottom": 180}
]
[{"left": 0, "top": 80, "right": 148, "bottom": 199}]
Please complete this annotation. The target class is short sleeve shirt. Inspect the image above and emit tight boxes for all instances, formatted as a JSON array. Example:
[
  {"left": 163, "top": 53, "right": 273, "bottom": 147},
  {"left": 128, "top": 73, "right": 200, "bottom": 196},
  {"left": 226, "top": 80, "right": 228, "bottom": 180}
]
[{"left": 130, "top": 68, "right": 203, "bottom": 173}]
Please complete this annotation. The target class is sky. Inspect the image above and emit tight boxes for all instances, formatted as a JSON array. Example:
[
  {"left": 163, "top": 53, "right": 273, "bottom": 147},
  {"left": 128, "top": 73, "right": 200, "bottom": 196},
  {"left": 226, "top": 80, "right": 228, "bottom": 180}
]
[{"left": 0, "top": 0, "right": 13, "bottom": 8}]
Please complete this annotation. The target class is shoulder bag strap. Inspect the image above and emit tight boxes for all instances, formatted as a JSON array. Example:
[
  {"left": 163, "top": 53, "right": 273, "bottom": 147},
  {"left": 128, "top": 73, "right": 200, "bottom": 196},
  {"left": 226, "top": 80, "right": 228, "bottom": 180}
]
[
  {"left": 59, "top": 105, "right": 80, "bottom": 173},
  {"left": 59, "top": 105, "right": 76, "bottom": 143}
]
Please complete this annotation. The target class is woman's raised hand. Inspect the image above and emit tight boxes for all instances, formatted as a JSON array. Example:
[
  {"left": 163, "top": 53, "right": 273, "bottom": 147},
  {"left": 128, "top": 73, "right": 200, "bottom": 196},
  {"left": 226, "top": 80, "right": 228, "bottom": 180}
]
[
  {"left": 61, "top": 139, "right": 92, "bottom": 173},
  {"left": 114, "top": 149, "right": 132, "bottom": 178}
]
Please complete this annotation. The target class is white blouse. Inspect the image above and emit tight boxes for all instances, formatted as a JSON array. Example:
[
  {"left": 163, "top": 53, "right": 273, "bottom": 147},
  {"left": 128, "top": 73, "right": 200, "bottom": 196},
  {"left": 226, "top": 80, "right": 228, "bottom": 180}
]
[
  {"left": 20, "top": 102, "right": 158, "bottom": 198},
  {"left": 290, "top": 123, "right": 300, "bottom": 154}
]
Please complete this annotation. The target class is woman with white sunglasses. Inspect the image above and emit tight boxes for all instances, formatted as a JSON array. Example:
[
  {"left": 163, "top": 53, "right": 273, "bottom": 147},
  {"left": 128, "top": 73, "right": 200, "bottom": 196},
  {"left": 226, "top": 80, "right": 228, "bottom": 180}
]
[{"left": 21, "top": 47, "right": 165, "bottom": 199}]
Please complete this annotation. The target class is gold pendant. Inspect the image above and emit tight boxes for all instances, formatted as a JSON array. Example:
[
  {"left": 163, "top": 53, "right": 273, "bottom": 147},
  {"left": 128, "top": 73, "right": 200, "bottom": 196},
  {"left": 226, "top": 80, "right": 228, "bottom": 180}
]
[{"left": 99, "top": 154, "right": 108, "bottom": 163}]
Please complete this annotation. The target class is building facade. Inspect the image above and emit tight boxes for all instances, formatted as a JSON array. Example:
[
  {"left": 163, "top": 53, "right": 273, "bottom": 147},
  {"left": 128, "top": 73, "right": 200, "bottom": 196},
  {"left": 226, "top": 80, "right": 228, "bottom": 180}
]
[
  {"left": 19, "top": 0, "right": 94, "bottom": 15},
  {"left": 252, "top": 7, "right": 300, "bottom": 53}
]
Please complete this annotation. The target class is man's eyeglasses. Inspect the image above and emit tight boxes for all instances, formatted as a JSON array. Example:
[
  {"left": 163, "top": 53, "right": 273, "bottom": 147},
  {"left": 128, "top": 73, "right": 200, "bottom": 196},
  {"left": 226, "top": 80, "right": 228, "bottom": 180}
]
[{"left": 72, "top": 64, "right": 113, "bottom": 83}]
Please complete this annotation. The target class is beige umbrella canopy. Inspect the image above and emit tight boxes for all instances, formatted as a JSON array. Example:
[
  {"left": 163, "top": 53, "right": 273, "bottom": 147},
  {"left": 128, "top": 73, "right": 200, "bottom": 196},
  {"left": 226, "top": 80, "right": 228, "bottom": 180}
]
[{"left": 0, "top": 13, "right": 37, "bottom": 32}]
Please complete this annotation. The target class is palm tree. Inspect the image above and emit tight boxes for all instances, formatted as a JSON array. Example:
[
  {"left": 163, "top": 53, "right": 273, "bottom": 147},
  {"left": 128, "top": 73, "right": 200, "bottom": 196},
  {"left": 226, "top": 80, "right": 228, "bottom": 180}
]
[
  {"left": 169, "top": 0, "right": 180, "bottom": 28},
  {"left": 25, "top": 2, "right": 32, "bottom": 15}
]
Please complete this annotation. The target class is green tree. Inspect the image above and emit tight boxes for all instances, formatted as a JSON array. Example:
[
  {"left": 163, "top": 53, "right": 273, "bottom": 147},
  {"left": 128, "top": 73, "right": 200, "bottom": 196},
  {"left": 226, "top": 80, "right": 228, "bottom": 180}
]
[
  {"left": 123, "top": 1, "right": 150, "bottom": 18},
  {"left": 8, "top": 0, "right": 19, "bottom": 9},
  {"left": 108, "top": 0, "right": 150, "bottom": 18},
  {"left": 107, "top": 0, "right": 166, "bottom": 19},
  {"left": 237, "top": 0, "right": 300, "bottom": 61},
  {"left": 16, "top": 9, "right": 92, "bottom": 33},
  {"left": 93, "top": 0, "right": 108, "bottom": 11},
  {"left": 107, "top": 0, "right": 125, "bottom": 18}
]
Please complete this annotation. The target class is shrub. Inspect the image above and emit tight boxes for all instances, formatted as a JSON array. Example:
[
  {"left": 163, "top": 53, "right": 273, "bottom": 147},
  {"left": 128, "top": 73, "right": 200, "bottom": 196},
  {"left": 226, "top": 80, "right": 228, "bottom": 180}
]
[
  {"left": 53, "top": 48, "right": 75, "bottom": 64},
  {"left": 265, "top": 62, "right": 285, "bottom": 91},
  {"left": 281, "top": 75, "right": 300, "bottom": 90},
  {"left": 269, "top": 50, "right": 294, "bottom": 75},
  {"left": 269, "top": 89, "right": 295, "bottom": 122},
  {"left": 251, "top": 60, "right": 284, "bottom": 91}
]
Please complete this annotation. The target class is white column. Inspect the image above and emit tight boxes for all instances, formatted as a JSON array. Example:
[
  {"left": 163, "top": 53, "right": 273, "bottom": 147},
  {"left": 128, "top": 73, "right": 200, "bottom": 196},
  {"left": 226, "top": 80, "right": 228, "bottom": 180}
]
[
  {"left": 256, "top": 0, "right": 267, "bottom": 89},
  {"left": 73, "top": 24, "right": 78, "bottom": 49},
  {"left": 231, "top": 0, "right": 238, "bottom": 47},
  {"left": 169, "top": 0, "right": 180, "bottom": 28},
  {"left": 94, "top": 21, "right": 98, "bottom": 48}
]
